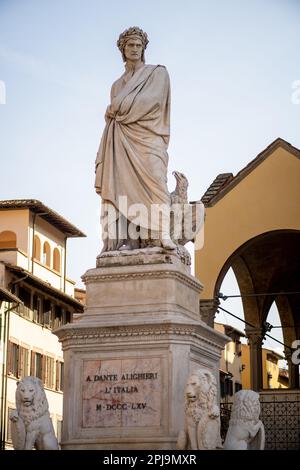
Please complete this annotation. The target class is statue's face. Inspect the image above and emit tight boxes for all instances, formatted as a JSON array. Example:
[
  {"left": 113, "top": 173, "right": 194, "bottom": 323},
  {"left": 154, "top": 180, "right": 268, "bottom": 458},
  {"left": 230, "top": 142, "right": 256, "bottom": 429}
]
[
  {"left": 18, "top": 382, "right": 35, "bottom": 407},
  {"left": 124, "top": 37, "right": 143, "bottom": 62},
  {"left": 185, "top": 373, "right": 211, "bottom": 404}
]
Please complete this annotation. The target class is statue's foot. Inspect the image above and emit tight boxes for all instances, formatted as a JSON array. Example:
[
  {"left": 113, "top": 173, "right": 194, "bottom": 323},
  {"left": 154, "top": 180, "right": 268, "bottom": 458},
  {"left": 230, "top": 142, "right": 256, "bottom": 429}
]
[{"left": 161, "top": 237, "right": 177, "bottom": 250}]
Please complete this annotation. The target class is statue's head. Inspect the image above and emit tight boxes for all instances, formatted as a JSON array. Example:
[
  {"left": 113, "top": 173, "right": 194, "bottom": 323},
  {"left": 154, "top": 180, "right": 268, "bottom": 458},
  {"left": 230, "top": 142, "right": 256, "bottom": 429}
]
[
  {"left": 117, "top": 26, "right": 149, "bottom": 63},
  {"left": 185, "top": 369, "right": 218, "bottom": 410},
  {"left": 15, "top": 376, "right": 48, "bottom": 415}
]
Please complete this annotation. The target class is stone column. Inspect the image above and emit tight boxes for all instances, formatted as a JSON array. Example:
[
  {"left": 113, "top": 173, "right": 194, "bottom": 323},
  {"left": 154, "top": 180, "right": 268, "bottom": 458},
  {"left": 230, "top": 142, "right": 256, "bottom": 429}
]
[
  {"left": 200, "top": 298, "right": 219, "bottom": 328},
  {"left": 245, "top": 327, "right": 263, "bottom": 392},
  {"left": 285, "top": 349, "right": 300, "bottom": 389}
]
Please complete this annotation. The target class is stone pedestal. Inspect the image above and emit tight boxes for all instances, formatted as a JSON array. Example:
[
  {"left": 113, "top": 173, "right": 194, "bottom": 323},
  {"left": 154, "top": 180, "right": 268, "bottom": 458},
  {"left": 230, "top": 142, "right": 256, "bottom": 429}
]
[{"left": 55, "top": 247, "right": 228, "bottom": 450}]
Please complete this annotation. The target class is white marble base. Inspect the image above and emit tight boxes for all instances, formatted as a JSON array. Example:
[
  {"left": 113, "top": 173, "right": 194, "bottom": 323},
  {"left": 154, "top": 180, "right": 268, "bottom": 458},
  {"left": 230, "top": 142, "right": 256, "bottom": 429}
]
[{"left": 55, "top": 250, "right": 228, "bottom": 450}]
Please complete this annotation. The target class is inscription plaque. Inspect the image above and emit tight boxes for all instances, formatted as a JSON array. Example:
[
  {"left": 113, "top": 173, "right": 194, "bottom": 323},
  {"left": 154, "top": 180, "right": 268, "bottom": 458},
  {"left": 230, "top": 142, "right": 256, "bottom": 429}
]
[{"left": 82, "top": 357, "right": 162, "bottom": 427}]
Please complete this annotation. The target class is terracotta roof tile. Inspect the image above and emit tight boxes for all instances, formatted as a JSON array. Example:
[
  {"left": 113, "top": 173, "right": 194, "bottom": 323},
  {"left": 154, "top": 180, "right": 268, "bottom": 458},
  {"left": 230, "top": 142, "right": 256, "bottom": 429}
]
[{"left": 201, "top": 173, "right": 233, "bottom": 205}]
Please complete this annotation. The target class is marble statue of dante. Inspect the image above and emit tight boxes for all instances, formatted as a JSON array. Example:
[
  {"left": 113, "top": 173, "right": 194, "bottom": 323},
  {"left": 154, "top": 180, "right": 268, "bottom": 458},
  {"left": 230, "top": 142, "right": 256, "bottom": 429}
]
[{"left": 95, "top": 26, "right": 176, "bottom": 252}]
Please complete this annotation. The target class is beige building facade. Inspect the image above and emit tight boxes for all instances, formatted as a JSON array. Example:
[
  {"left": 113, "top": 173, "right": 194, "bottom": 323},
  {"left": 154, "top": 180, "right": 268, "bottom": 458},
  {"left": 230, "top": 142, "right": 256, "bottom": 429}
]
[
  {"left": 0, "top": 200, "right": 85, "bottom": 449},
  {"left": 241, "top": 344, "right": 288, "bottom": 390}
]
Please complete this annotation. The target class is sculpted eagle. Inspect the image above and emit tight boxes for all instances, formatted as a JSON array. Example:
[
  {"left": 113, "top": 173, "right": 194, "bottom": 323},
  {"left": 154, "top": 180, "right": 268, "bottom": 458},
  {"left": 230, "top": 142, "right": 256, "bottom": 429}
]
[{"left": 170, "top": 171, "right": 205, "bottom": 246}]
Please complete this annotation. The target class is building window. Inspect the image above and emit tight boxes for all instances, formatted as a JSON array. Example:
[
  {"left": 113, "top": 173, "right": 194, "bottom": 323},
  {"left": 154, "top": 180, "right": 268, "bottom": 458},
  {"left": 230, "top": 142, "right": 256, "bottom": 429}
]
[
  {"left": 53, "top": 248, "right": 61, "bottom": 273},
  {"left": 43, "top": 241, "right": 51, "bottom": 267},
  {"left": 18, "top": 286, "right": 32, "bottom": 320},
  {"left": 225, "top": 377, "right": 233, "bottom": 396},
  {"left": 0, "top": 230, "right": 17, "bottom": 249},
  {"left": 18, "top": 346, "right": 30, "bottom": 378},
  {"left": 44, "top": 356, "right": 55, "bottom": 389},
  {"left": 7, "top": 342, "right": 19, "bottom": 377},
  {"left": 56, "top": 361, "right": 64, "bottom": 391},
  {"left": 7, "top": 342, "right": 29, "bottom": 378},
  {"left": 33, "top": 235, "right": 41, "bottom": 261},
  {"left": 31, "top": 351, "right": 44, "bottom": 380}
]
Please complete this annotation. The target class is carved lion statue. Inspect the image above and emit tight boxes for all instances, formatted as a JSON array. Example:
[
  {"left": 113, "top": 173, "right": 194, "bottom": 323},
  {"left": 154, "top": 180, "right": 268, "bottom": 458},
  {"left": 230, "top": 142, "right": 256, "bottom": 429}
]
[
  {"left": 9, "top": 376, "right": 59, "bottom": 450},
  {"left": 224, "top": 390, "right": 265, "bottom": 450},
  {"left": 177, "top": 369, "right": 222, "bottom": 450}
]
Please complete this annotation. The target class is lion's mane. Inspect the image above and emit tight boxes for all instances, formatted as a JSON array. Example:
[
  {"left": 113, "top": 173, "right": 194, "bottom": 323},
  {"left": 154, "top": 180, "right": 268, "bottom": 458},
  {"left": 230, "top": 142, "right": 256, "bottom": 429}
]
[{"left": 230, "top": 390, "right": 260, "bottom": 424}]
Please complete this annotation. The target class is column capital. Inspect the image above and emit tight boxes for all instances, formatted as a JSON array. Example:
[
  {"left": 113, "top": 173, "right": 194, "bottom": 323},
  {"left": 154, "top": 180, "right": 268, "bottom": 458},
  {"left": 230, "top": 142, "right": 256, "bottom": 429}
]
[
  {"left": 245, "top": 327, "right": 264, "bottom": 347},
  {"left": 284, "top": 348, "right": 293, "bottom": 361},
  {"left": 200, "top": 298, "right": 219, "bottom": 327}
]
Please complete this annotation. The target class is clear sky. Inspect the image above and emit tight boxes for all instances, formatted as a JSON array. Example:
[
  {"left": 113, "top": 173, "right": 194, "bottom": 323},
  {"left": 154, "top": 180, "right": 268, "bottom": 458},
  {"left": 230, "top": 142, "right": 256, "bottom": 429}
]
[{"left": 1, "top": 0, "right": 299, "bottom": 353}]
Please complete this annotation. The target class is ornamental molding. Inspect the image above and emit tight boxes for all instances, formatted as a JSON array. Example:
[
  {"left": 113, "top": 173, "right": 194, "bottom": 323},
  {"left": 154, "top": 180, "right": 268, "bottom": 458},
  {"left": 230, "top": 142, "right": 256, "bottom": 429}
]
[
  {"left": 56, "top": 323, "right": 226, "bottom": 351},
  {"left": 82, "top": 270, "right": 202, "bottom": 292}
]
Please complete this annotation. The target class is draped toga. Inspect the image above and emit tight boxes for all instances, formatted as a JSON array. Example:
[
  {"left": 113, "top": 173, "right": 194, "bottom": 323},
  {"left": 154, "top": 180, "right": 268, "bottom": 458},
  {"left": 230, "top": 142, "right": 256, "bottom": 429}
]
[{"left": 95, "top": 64, "right": 171, "bottom": 231}]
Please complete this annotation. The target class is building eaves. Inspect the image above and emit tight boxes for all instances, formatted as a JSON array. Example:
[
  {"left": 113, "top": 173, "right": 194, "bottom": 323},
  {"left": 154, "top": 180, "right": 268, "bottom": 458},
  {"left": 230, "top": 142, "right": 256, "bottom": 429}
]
[
  {"left": 0, "top": 286, "right": 21, "bottom": 304},
  {"left": 223, "top": 324, "right": 245, "bottom": 339},
  {"left": 0, "top": 199, "right": 86, "bottom": 238},
  {"left": 215, "top": 322, "right": 245, "bottom": 338},
  {"left": 265, "top": 347, "right": 285, "bottom": 360},
  {"left": 4, "top": 263, "right": 84, "bottom": 312}
]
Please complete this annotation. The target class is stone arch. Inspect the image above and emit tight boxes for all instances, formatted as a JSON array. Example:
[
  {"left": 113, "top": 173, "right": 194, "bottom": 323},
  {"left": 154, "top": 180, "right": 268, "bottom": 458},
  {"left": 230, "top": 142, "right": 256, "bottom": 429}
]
[
  {"left": 0, "top": 230, "right": 17, "bottom": 249},
  {"left": 43, "top": 241, "right": 51, "bottom": 267},
  {"left": 208, "top": 229, "right": 300, "bottom": 390},
  {"left": 53, "top": 248, "right": 61, "bottom": 273},
  {"left": 33, "top": 235, "right": 41, "bottom": 261},
  {"left": 214, "top": 230, "right": 300, "bottom": 314}
]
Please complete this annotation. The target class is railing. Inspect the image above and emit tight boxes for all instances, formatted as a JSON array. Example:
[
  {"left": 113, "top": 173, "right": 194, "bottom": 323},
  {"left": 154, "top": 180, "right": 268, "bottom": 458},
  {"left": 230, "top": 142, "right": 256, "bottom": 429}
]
[
  {"left": 260, "top": 391, "right": 300, "bottom": 450},
  {"left": 16, "top": 303, "right": 33, "bottom": 320},
  {"left": 15, "top": 304, "right": 65, "bottom": 330},
  {"left": 220, "top": 391, "right": 300, "bottom": 450}
]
